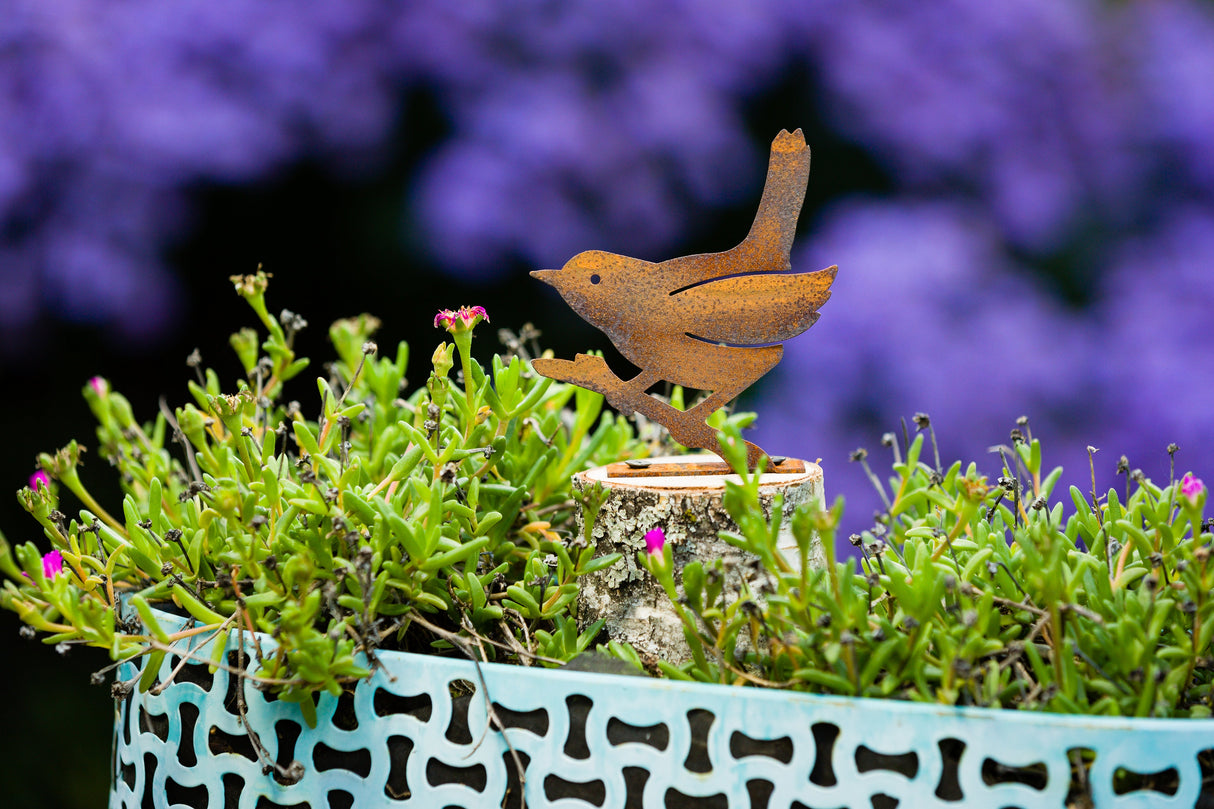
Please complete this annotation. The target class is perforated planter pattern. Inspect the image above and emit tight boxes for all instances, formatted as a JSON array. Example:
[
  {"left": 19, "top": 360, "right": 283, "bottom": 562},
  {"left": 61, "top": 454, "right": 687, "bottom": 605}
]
[{"left": 111, "top": 606, "right": 1214, "bottom": 808}]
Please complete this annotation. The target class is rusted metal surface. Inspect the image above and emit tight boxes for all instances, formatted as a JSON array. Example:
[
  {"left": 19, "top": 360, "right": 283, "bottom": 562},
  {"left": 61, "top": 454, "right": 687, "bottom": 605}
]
[
  {"left": 531, "top": 129, "right": 837, "bottom": 468},
  {"left": 605, "top": 458, "right": 807, "bottom": 478}
]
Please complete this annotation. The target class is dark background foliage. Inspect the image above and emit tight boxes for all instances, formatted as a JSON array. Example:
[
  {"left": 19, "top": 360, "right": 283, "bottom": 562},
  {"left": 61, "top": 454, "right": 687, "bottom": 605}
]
[{"left": 3, "top": 2, "right": 1214, "bottom": 804}]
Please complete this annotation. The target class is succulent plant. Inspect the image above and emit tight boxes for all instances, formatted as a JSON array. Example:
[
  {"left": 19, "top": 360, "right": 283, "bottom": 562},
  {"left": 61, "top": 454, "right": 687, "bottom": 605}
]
[
  {"left": 642, "top": 418, "right": 1214, "bottom": 720},
  {"left": 1, "top": 272, "right": 642, "bottom": 722}
]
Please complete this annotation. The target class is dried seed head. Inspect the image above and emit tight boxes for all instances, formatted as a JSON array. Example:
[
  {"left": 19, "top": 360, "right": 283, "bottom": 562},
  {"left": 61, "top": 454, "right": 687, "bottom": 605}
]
[
  {"left": 848, "top": 533, "right": 863, "bottom": 547},
  {"left": 279, "top": 309, "right": 308, "bottom": 334},
  {"left": 1117, "top": 455, "right": 1130, "bottom": 474},
  {"left": 881, "top": 432, "right": 896, "bottom": 447},
  {"left": 912, "top": 412, "right": 931, "bottom": 430},
  {"left": 1168, "top": 443, "right": 1180, "bottom": 456},
  {"left": 849, "top": 448, "right": 868, "bottom": 462}
]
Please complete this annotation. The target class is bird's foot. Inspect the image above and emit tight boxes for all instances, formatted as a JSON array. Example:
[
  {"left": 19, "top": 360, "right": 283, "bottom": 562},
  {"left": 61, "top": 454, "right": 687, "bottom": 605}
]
[{"left": 532, "top": 354, "right": 639, "bottom": 415}]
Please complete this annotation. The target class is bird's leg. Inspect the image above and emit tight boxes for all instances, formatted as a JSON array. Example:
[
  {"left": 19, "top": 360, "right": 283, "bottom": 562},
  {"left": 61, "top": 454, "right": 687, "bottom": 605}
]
[
  {"left": 627, "top": 368, "right": 662, "bottom": 394},
  {"left": 684, "top": 385, "right": 746, "bottom": 423},
  {"left": 685, "top": 346, "right": 783, "bottom": 423}
]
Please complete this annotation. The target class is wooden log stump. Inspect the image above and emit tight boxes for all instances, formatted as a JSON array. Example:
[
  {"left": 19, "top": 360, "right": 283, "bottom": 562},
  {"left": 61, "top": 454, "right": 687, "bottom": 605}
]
[{"left": 574, "top": 455, "right": 825, "bottom": 665}]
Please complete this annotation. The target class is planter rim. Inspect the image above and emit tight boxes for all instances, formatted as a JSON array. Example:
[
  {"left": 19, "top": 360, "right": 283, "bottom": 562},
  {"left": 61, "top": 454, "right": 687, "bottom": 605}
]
[
  {"left": 112, "top": 602, "right": 1214, "bottom": 809},
  {"left": 136, "top": 600, "right": 1209, "bottom": 731}
]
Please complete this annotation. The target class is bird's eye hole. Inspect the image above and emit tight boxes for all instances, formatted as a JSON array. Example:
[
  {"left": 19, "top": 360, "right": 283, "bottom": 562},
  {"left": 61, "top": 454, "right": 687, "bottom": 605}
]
[{"left": 590, "top": 274, "right": 601, "bottom": 285}]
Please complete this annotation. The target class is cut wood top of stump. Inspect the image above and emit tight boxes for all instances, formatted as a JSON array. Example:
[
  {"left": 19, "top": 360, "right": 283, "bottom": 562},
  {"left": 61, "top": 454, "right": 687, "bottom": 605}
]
[{"left": 586, "top": 454, "right": 822, "bottom": 491}]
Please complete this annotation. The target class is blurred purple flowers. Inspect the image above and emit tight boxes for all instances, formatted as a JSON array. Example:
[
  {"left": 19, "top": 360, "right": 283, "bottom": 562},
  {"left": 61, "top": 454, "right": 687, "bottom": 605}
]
[
  {"left": 4, "top": 0, "right": 1214, "bottom": 539},
  {"left": 0, "top": 1, "right": 403, "bottom": 345}
]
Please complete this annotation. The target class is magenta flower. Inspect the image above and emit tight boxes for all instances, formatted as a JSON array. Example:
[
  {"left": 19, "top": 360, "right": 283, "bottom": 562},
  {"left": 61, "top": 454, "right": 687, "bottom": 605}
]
[
  {"left": 644, "top": 527, "right": 666, "bottom": 556},
  {"left": 41, "top": 550, "right": 63, "bottom": 579},
  {"left": 1181, "top": 473, "right": 1205, "bottom": 503},
  {"left": 28, "top": 470, "right": 50, "bottom": 490},
  {"left": 434, "top": 305, "right": 489, "bottom": 333},
  {"left": 88, "top": 376, "right": 109, "bottom": 396}
]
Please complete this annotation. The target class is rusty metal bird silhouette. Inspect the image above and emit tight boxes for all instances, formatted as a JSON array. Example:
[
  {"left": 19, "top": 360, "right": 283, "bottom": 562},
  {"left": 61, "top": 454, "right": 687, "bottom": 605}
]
[{"left": 531, "top": 129, "right": 837, "bottom": 469}]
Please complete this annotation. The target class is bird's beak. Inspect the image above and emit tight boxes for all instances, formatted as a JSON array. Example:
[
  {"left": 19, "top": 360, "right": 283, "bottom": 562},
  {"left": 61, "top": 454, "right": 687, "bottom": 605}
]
[{"left": 530, "top": 269, "right": 559, "bottom": 288}]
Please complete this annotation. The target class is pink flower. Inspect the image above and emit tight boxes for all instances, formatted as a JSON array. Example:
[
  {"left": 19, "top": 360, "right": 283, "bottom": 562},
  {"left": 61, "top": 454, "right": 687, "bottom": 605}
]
[
  {"left": 29, "top": 470, "right": 50, "bottom": 490},
  {"left": 644, "top": 527, "right": 666, "bottom": 556},
  {"left": 41, "top": 550, "right": 63, "bottom": 579},
  {"left": 434, "top": 305, "right": 489, "bottom": 332},
  {"left": 88, "top": 376, "right": 109, "bottom": 396},
  {"left": 1181, "top": 473, "right": 1205, "bottom": 503}
]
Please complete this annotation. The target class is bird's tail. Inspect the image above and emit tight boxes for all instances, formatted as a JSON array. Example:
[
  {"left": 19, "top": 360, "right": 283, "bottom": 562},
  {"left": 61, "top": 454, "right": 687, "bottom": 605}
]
[{"left": 741, "top": 129, "right": 811, "bottom": 266}]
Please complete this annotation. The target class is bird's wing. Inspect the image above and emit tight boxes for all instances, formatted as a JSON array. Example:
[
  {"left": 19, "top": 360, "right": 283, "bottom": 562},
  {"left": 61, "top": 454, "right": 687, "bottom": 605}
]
[{"left": 672, "top": 265, "right": 837, "bottom": 346}]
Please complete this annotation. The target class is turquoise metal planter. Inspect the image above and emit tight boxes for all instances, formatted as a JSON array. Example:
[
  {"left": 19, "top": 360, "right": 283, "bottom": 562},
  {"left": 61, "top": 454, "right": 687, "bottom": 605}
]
[{"left": 111, "top": 606, "right": 1213, "bottom": 808}]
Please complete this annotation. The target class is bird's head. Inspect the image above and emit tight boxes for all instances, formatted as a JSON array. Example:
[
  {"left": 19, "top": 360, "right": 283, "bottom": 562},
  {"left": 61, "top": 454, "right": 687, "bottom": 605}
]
[
  {"left": 531, "top": 250, "right": 614, "bottom": 291},
  {"left": 530, "top": 250, "right": 628, "bottom": 315}
]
